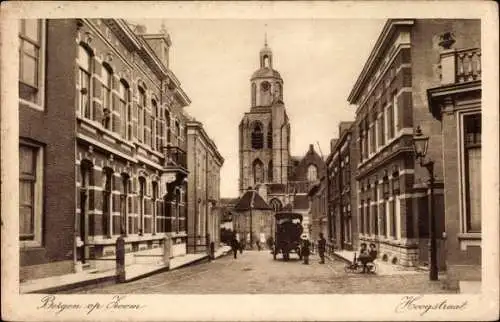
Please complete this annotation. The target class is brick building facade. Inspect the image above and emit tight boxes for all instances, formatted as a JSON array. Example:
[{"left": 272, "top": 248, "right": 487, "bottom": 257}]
[
  {"left": 427, "top": 29, "right": 481, "bottom": 290},
  {"left": 19, "top": 19, "right": 77, "bottom": 280},
  {"left": 186, "top": 119, "right": 224, "bottom": 253},
  {"left": 325, "top": 122, "right": 359, "bottom": 251},
  {"left": 347, "top": 19, "right": 480, "bottom": 268},
  {"left": 19, "top": 19, "right": 193, "bottom": 280},
  {"left": 348, "top": 19, "right": 479, "bottom": 269}
]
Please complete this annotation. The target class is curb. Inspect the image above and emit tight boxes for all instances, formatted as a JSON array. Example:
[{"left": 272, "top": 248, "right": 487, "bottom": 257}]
[
  {"left": 327, "top": 252, "right": 353, "bottom": 264},
  {"left": 27, "top": 274, "right": 117, "bottom": 294}
]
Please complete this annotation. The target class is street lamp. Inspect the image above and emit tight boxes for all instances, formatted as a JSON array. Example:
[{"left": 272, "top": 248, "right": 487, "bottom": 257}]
[{"left": 412, "top": 126, "right": 438, "bottom": 281}]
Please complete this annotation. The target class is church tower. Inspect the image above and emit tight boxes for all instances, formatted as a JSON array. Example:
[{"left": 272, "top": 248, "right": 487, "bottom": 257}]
[{"left": 239, "top": 40, "right": 291, "bottom": 196}]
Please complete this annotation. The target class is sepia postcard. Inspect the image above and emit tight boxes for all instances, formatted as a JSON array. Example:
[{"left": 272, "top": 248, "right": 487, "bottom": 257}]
[{"left": 1, "top": 1, "right": 499, "bottom": 321}]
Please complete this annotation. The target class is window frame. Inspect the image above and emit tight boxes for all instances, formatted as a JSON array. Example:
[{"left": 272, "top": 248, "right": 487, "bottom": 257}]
[
  {"left": 19, "top": 140, "right": 44, "bottom": 248},
  {"left": 137, "top": 86, "right": 146, "bottom": 143},
  {"left": 101, "top": 65, "right": 113, "bottom": 130},
  {"left": 307, "top": 164, "right": 318, "bottom": 182},
  {"left": 77, "top": 44, "right": 93, "bottom": 119},
  {"left": 459, "top": 110, "right": 482, "bottom": 234},
  {"left": 19, "top": 19, "right": 46, "bottom": 111}
]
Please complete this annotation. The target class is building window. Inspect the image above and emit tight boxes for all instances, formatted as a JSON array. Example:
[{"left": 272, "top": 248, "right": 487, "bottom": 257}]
[
  {"left": 175, "top": 121, "right": 181, "bottom": 146},
  {"left": 391, "top": 91, "right": 398, "bottom": 136},
  {"left": 102, "top": 66, "right": 112, "bottom": 130},
  {"left": 153, "top": 100, "right": 161, "bottom": 151},
  {"left": 120, "top": 174, "right": 129, "bottom": 236},
  {"left": 138, "top": 87, "right": 146, "bottom": 143},
  {"left": 19, "top": 19, "right": 45, "bottom": 107},
  {"left": 378, "top": 111, "right": 384, "bottom": 148},
  {"left": 363, "top": 118, "right": 369, "bottom": 159},
  {"left": 251, "top": 83, "right": 256, "bottom": 107},
  {"left": 253, "top": 159, "right": 264, "bottom": 184},
  {"left": 19, "top": 142, "right": 43, "bottom": 247},
  {"left": 358, "top": 124, "right": 363, "bottom": 161},
  {"left": 307, "top": 164, "right": 318, "bottom": 182},
  {"left": 463, "top": 113, "right": 481, "bottom": 232},
  {"left": 138, "top": 177, "right": 146, "bottom": 235},
  {"left": 387, "top": 103, "right": 394, "bottom": 140},
  {"left": 270, "top": 198, "right": 282, "bottom": 212},
  {"left": 77, "top": 45, "right": 92, "bottom": 119},
  {"left": 102, "top": 169, "right": 115, "bottom": 238},
  {"left": 165, "top": 110, "right": 171, "bottom": 144},
  {"left": 268, "top": 160, "right": 273, "bottom": 182},
  {"left": 151, "top": 99, "right": 158, "bottom": 149},
  {"left": 118, "top": 80, "right": 130, "bottom": 139},
  {"left": 251, "top": 122, "right": 264, "bottom": 149}
]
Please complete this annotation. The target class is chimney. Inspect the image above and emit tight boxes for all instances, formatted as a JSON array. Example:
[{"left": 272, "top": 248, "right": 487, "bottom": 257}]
[
  {"left": 309, "top": 144, "right": 314, "bottom": 151},
  {"left": 135, "top": 24, "right": 147, "bottom": 34}
]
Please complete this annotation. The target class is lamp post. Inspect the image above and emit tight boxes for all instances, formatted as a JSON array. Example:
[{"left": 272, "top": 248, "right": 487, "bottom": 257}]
[
  {"left": 250, "top": 192, "right": 254, "bottom": 249},
  {"left": 412, "top": 126, "right": 438, "bottom": 281}
]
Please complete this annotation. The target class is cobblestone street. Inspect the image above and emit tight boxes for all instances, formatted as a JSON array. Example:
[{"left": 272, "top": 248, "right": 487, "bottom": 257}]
[{"left": 68, "top": 250, "right": 454, "bottom": 294}]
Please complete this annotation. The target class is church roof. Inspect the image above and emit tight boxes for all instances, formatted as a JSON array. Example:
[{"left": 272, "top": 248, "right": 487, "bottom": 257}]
[
  {"left": 234, "top": 190, "right": 272, "bottom": 211},
  {"left": 251, "top": 67, "right": 282, "bottom": 79}
]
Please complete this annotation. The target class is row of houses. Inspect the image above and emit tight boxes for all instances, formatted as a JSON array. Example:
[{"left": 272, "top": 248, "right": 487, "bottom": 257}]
[
  {"left": 308, "top": 19, "right": 481, "bottom": 291},
  {"left": 18, "top": 19, "right": 224, "bottom": 282}
]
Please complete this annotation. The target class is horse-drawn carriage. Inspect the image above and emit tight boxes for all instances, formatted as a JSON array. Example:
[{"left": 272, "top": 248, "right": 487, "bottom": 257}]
[{"left": 272, "top": 212, "right": 304, "bottom": 261}]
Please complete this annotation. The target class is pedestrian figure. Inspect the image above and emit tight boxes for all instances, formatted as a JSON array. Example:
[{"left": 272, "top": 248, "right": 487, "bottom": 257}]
[
  {"left": 358, "top": 243, "right": 370, "bottom": 273},
  {"left": 256, "top": 240, "right": 261, "bottom": 251},
  {"left": 318, "top": 233, "right": 326, "bottom": 264},
  {"left": 301, "top": 237, "right": 311, "bottom": 265},
  {"left": 239, "top": 239, "right": 245, "bottom": 254},
  {"left": 231, "top": 235, "right": 239, "bottom": 259}
]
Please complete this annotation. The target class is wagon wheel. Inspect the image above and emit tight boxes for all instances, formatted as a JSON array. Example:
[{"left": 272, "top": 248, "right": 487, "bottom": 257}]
[
  {"left": 344, "top": 263, "right": 354, "bottom": 273},
  {"left": 355, "top": 263, "right": 364, "bottom": 274},
  {"left": 366, "top": 262, "right": 377, "bottom": 274}
]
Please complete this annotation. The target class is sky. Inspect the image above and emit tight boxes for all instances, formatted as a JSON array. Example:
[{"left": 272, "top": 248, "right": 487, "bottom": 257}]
[{"left": 134, "top": 19, "right": 386, "bottom": 198}]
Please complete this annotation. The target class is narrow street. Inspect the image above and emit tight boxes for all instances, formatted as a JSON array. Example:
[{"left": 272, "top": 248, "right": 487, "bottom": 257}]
[{"left": 67, "top": 251, "right": 452, "bottom": 294}]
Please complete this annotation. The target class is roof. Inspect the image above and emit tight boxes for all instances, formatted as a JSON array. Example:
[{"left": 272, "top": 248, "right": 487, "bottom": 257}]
[
  {"left": 251, "top": 67, "right": 282, "bottom": 79},
  {"left": 234, "top": 190, "right": 272, "bottom": 211},
  {"left": 347, "top": 19, "right": 415, "bottom": 104}
]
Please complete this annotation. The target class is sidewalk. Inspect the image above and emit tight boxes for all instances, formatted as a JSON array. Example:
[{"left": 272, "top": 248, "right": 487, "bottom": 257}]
[
  {"left": 329, "top": 249, "right": 423, "bottom": 276},
  {"left": 20, "top": 245, "right": 232, "bottom": 293}
]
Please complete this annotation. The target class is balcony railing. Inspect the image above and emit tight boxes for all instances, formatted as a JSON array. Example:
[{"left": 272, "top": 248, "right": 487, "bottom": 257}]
[
  {"left": 439, "top": 48, "right": 481, "bottom": 85},
  {"left": 164, "top": 145, "right": 187, "bottom": 169}
]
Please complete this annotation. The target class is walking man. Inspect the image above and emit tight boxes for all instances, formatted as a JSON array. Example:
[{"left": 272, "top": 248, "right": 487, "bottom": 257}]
[
  {"left": 318, "top": 233, "right": 326, "bottom": 264},
  {"left": 302, "top": 237, "right": 311, "bottom": 265},
  {"left": 231, "top": 234, "right": 239, "bottom": 259}
]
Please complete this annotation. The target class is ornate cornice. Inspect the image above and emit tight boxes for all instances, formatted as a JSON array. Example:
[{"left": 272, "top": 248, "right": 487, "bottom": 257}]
[
  {"left": 347, "top": 19, "right": 414, "bottom": 104},
  {"left": 427, "top": 80, "right": 481, "bottom": 121}
]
